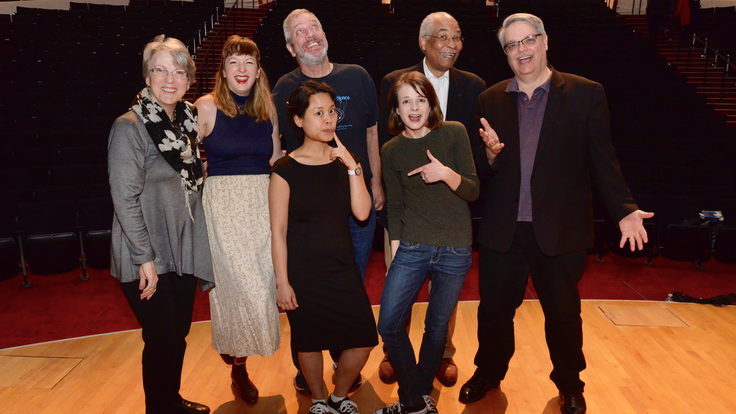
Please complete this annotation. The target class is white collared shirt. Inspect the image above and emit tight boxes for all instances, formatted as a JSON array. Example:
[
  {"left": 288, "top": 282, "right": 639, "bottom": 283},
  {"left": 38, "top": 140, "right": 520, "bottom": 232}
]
[{"left": 423, "top": 58, "right": 449, "bottom": 121}]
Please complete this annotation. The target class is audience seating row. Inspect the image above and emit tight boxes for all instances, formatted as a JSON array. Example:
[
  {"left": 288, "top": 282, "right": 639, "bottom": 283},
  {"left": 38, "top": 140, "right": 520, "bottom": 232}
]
[
  {"left": 2, "top": 0, "right": 735, "bottom": 281},
  {"left": 0, "top": 196, "right": 113, "bottom": 283},
  {"left": 589, "top": 218, "right": 736, "bottom": 268}
]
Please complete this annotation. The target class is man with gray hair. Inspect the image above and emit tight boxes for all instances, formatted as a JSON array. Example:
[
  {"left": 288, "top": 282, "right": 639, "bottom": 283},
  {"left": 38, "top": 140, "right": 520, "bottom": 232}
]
[
  {"left": 460, "top": 13, "right": 653, "bottom": 414},
  {"left": 273, "top": 9, "right": 383, "bottom": 278},
  {"left": 271, "top": 7, "right": 381, "bottom": 403},
  {"left": 377, "top": 11, "right": 486, "bottom": 389}
]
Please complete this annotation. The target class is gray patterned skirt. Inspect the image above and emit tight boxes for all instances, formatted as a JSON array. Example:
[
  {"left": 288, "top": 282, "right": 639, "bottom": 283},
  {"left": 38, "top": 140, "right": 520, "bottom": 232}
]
[{"left": 202, "top": 174, "right": 280, "bottom": 357}]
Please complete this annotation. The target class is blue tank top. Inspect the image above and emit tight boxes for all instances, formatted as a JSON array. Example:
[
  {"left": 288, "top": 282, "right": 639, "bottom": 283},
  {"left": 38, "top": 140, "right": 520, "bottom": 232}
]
[{"left": 203, "top": 93, "right": 273, "bottom": 176}]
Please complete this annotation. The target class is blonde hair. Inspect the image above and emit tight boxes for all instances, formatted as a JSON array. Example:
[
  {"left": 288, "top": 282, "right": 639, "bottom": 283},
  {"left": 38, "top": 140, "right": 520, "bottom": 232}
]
[{"left": 211, "top": 35, "right": 271, "bottom": 121}]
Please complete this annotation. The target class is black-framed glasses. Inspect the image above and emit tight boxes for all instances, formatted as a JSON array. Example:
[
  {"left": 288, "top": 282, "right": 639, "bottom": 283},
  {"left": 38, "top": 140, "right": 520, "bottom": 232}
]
[
  {"left": 503, "top": 33, "right": 543, "bottom": 54},
  {"left": 425, "top": 34, "right": 464, "bottom": 44}
]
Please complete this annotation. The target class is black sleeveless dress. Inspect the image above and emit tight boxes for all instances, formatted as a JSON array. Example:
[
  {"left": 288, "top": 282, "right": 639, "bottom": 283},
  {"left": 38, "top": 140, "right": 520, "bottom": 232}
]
[{"left": 271, "top": 155, "right": 378, "bottom": 352}]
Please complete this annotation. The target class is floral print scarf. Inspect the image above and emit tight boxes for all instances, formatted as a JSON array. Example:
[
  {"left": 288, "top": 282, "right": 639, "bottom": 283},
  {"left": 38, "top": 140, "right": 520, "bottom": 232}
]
[{"left": 131, "top": 88, "right": 204, "bottom": 217}]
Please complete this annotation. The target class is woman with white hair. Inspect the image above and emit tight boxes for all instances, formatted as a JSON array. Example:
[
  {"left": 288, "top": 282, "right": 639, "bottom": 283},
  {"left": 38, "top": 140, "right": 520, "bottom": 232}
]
[{"left": 108, "top": 34, "right": 213, "bottom": 414}]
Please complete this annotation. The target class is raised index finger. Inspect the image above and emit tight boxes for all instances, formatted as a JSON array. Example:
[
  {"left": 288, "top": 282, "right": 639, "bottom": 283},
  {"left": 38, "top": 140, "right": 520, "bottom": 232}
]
[
  {"left": 480, "top": 117, "right": 491, "bottom": 131},
  {"left": 333, "top": 134, "right": 345, "bottom": 148},
  {"left": 480, "top": 118, "right": 498, "bottom": 138},
  {"left": 407, "top": 166, "right": 424, "bottom": 176}
]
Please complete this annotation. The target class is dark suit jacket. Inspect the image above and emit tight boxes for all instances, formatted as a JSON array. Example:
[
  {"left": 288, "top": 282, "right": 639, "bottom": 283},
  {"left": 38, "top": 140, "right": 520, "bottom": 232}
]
[
  {"left": 472, "top": 68, "right": 638, "bottom": 256},
  {"left": 378, "top": 62, "right": 486, "bottom": 146}
]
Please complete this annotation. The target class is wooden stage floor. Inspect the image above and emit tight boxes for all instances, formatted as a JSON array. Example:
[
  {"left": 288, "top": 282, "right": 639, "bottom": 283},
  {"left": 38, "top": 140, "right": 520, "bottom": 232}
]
[{"left": 1, "top": 300, "right": 735, "bottom": 414}]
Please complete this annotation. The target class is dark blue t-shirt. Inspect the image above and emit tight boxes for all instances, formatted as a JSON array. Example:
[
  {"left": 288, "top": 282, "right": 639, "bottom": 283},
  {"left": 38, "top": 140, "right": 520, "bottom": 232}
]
[{"left": 272, "top": 63, "right": 379, "bottom": 179}]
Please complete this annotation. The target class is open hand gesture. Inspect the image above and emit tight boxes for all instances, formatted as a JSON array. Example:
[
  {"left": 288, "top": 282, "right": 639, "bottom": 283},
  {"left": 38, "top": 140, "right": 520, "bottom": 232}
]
[
  {"left": 480, "top": 117, "right": 504, "bottom": 162},
  {"left": 330, "top": 134, "right": 358, "bottom": 170},
  {"left": 618, "top": 209, "right": 655, "bottom": 251}
]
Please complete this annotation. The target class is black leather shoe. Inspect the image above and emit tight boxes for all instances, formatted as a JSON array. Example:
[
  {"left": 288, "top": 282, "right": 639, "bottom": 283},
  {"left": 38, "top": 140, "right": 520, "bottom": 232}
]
[
  {"left": 458, "top": 371, "right": 499, "bottom": 404},
  {"left": 175, "top": 398, "right": 210, "bottom": 414},
  {"left": 560, "top": 392, "right": 586, "bottom": 414}
]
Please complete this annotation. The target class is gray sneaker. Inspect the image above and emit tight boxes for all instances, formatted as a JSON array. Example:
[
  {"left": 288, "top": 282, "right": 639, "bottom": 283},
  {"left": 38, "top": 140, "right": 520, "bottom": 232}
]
[
  {"left": 422, "top": 395, "right": 438, "bottom": 414},
  {"left": 374, "top": 401, "right": 427, "bottom": 414},
  {"left": 310, "top": 401, "right": 338, "bottom": 414},
  {"left": 328, "top": 396, "right": 360, "bottom": 414}
]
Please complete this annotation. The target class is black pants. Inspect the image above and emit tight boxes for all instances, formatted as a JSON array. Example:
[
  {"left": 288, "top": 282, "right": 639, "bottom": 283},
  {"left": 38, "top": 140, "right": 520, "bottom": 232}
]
[
  {"left": 475, "top": 222, "right": 587, "bottom": 393},
  {"left": 121, "top": 272, "right": 197, "bottom": 413}
]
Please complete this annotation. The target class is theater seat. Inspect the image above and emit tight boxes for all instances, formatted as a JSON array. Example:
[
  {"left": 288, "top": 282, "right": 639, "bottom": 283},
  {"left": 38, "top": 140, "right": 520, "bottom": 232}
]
[
  {"left": 77, "top": 197, "right": 113, "bottom": 270},
  {"left": 713, "top": 226, "right": 736, "bottom": 264},
  {"left": 660, "top": 224, "right": 712, "bottom": 269},
  {"left": 17, "top": 200, "right": 84, "bottom": 278},
  {"left": 0, "top": 204, "right": 22, "bottom": 282}
]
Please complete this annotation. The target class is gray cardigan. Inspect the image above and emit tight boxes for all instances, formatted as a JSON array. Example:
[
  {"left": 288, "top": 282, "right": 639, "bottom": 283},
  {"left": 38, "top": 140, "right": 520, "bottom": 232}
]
[{"left": 108, "top": 110, "right": 214, "bottom": 288}]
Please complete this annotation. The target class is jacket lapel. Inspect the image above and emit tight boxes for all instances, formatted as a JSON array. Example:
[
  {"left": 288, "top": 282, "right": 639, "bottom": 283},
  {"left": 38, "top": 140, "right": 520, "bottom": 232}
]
[
  {"left": 533, "top": 69, "right": 565, "bottom": 173},
  {"left": 499, "top": 81, "right": 520, "bottom": 166}
]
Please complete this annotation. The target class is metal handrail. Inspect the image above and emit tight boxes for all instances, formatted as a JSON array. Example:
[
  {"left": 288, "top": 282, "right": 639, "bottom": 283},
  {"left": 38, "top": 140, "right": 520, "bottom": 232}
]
[
  {"left": 682, "top": 33, "right": 736, "bottom": 100},
  {"left": 690, "top": 33, "right": 736, "bottom": 75}
]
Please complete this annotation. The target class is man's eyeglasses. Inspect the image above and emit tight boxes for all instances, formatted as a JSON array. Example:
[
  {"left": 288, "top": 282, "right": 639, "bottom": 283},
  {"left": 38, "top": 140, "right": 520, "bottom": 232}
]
[
  {"left": 426, "top": 34, "right": 464, "bottom": 44},
  {"left": 150, "top": 66, "right": 188, "bottom": 80},
  {"left": 503, "top": 33, "right": 543, "bottom": 54}
]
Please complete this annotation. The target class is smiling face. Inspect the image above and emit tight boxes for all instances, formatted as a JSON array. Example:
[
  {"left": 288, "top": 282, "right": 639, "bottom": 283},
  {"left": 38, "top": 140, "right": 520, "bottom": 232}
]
[
  {"left": 420, "top": 14, "right": 463, "bottom": 77},
  {"left": 395, "top": 84, "right": 431, "bottom": 138},
  {"left": 503, "top": 21, "right": 548, "bottom": 83},
  {"left": 145, "top": 50, "right": 189, "bottom": 117},
  {"left": 222, "top": 53, "right": 260, "bottom": 96},
  {"left": 286, "top": 12, "right": 328, "bottom": 66},
  {"left": 294, "top": 92, "right": 337, "bottom": 142}
]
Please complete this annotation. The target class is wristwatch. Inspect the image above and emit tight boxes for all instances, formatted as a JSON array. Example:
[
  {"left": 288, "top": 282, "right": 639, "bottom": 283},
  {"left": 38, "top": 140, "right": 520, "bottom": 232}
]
[{"left": 347, "top": 167, "right": 362, "bottom": 176}]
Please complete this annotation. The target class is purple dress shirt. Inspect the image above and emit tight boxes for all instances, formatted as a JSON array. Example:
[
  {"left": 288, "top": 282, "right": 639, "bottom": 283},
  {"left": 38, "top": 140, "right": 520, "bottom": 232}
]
[{"left": 505, "top": 76, "right": 552, "bottom": 222}]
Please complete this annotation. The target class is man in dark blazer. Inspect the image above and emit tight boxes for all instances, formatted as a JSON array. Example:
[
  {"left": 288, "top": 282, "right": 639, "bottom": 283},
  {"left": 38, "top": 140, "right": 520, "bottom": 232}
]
[
  {"left": 377, "top": 11, "right": 486, "bottom": 388},
  {"left": 459, "top": 13, "right": 653, "bottom": 414}
]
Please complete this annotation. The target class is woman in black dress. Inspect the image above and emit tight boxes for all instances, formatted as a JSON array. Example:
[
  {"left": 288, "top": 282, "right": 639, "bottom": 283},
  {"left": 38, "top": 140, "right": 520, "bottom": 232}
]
[{"left": 269, "top": 81, "right": 377, "bottom": 414}]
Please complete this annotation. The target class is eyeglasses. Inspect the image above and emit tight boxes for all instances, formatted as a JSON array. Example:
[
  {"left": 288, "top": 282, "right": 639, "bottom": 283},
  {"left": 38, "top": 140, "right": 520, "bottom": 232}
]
[
  {"left": 503, "top": 33, "right": 543, "bottom": 54},
  {"left": 426, "top": 34, "right": 464, "bottom": 44},
  {"left": 150, "top": 66, "right": 188, "bottom": 80}
]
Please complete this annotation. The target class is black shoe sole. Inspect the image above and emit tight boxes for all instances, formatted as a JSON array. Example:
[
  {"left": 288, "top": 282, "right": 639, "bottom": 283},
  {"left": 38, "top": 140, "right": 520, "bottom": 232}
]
[{"left": 458, "top": 381, "right": 499, "bottom": 404}]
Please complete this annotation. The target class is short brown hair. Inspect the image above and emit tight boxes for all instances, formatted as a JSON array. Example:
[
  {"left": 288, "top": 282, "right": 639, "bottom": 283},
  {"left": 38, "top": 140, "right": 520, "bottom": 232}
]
[{"left": 387, "top": 71, "right": 443, "bottom": 136}]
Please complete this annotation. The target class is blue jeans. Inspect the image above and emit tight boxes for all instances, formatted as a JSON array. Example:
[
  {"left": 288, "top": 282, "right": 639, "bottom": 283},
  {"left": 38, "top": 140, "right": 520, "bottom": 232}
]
[
  {"left": 377, "top": 241, "right": 471, "bottom": 407},
  {"left": 349, "top": 203, "right": 376, "bottom": 281}
]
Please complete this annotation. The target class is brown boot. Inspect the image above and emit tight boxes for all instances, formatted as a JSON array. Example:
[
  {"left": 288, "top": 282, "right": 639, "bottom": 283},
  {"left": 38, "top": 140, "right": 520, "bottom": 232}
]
[
  {"left": 378, "top": 355, "right": 397, "bottom": 384},
  {"left": 436, "top": 357, "right": 458, "bottom": 387},
  {"left": 231, "top": 357, "right": 258, "bottom": 404}
]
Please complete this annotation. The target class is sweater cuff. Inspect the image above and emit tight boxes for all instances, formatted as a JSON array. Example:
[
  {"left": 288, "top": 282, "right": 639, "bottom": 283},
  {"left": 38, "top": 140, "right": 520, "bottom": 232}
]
[{"left": 453, "top": 178, "right": 478, "bottom": 202}]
